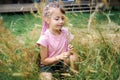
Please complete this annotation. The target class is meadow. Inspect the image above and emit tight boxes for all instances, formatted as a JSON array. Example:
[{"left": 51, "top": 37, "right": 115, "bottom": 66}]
[{"left": 0, "top": 10, "right": 120, "bottom": 80}]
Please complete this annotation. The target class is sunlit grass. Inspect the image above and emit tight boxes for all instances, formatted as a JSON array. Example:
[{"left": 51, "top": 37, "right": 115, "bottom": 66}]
[
  {"left": 0, "top": 15, "right": 40, "bottom": 80},
  {"left": 70, "top": 17, "right": 120, "bottom": 80},
  {"left": 2, "top": 13, "right": 41, "bottom": 35}
]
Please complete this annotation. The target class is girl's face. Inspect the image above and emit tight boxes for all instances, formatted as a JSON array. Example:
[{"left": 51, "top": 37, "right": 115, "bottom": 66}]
[{"left": 48, "top": 8, "right": 65, "bottom": 32}]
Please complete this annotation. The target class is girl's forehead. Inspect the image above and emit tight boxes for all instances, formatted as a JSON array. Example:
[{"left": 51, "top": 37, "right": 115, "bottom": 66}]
[{"left": 50, "top": 8, "right": 64, "bottom": 16}]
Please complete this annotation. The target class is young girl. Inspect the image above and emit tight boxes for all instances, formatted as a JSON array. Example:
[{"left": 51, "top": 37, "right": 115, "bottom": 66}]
[{"left": 37, "top": 2, "right": 79, "bottom": 80}]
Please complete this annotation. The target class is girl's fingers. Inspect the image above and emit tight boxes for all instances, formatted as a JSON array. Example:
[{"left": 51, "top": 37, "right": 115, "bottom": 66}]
[
  {"left": 62, "top": 52, "right": 70, "bottom": 59},
  {"left": 69, "top": 47, "right": 73, "bottom": 50},
  {"left": 60, "top": 52, "right": 69, "bottom": 60},
  {"left": 68, "top": 44, "right": 73, "bottom": 49}
]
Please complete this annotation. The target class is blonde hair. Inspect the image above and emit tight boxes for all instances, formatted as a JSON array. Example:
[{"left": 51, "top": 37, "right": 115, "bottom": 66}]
[{"left": 43, "top": 2, "right": 65, "bottom": 17}]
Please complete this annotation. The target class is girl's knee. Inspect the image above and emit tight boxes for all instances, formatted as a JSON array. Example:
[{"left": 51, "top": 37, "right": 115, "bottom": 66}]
[
  {"left": 70, "top": 54, "right": 79, "bottom": 62},
  {"left": 39, "top": 72, "right": 53, "bottom": 80},
  {"left": 69, "top": 54, "right": 79, "bottom": 71}
]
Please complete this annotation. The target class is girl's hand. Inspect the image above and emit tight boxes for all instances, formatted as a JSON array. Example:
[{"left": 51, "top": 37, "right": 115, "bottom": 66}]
[
  {"left": 56, "top": 51, "right": 70, "bottom": 60},
  {"left": 55, "top": 44, "right": 74, "bottom": 61},
  {"left": 68, "top": 44, "right": 74, "bottom": 54}
]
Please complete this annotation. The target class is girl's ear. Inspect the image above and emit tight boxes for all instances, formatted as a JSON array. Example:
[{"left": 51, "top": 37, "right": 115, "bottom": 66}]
[
  {"left": 46, "top": 18, "right": 50, "bottom": 24},
  {"left": 44, "top": 17, "right": 50, "bottom": 24}
]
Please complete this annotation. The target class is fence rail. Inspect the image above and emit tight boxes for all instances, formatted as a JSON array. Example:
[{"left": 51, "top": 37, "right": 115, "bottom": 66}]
[
  {"left": 0, "top": 1, "right": 96, "bottom": 13},
  {"left": 0, "top": 3, "right": 37, "bottom": 13}
]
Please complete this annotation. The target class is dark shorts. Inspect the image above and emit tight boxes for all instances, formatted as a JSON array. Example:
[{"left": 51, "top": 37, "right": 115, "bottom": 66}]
[{"left": 40, "top": 61, "right": 70, "bottom": 73}]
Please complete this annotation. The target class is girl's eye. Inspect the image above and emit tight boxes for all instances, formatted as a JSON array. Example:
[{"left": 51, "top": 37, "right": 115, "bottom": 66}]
[
  {"left": 55, "top": 18, "right": 59, "bottom": 21},
  {"left": 62, "top": 17, "right": 64, "bottom": 20}
]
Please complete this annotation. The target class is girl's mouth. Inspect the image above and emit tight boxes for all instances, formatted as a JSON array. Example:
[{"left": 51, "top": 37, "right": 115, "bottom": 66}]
[{"left": 57, "top": 24, "right": 63, "bottom": 27}]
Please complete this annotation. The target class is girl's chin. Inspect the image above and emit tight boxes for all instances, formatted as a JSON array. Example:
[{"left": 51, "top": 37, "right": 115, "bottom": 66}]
[
  {"left": 57, "top": 28, "right": 62, "bottom": 31},
  {"left": 55, "top": 28, "right": 61, "bottom": 31},
  {"left": 56, "top": 26, "right": 62, "bottom": 29}
]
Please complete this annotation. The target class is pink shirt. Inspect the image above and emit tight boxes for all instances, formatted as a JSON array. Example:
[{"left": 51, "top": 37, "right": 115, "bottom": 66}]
[{"left": 37, "top": 28, "right": 74, "bottom": 58}]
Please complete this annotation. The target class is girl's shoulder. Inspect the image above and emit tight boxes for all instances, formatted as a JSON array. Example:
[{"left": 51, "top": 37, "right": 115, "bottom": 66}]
[
  {"left": 36, "top": 34, "right": 49, "bottom": 47},
  {"left": 40, "top": 35, "right": 48, "bottom": 40},
  {"left": 38, "top": 30, "right": 50, "bottom": 41}
]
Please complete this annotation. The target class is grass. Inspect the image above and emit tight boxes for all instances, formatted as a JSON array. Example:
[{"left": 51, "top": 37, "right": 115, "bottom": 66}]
[
  {"left": 1, "top": 13, "right": 41, "bottom": 35},
  {"left": 0, "top": 10, "right": 120, "bottom": 80}
]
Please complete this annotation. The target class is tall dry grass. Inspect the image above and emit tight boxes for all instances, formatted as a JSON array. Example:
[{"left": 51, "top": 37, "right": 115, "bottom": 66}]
[
  {"left": 69, "top": 12, "right": 120, "bottom": 80},
  {"left": 0, "top": 19, "right": 40, "bottom": 79}
]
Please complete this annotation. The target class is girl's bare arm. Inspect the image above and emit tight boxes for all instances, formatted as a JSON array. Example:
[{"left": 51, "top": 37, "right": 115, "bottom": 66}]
[{"left": 40, "top": 45, "right": 71, "bottom": 65}]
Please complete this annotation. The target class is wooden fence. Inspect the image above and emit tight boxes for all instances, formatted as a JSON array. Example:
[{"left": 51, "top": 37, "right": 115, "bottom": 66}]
[{"left": 0, "top": 0, "right": 119, "bottom": 13}]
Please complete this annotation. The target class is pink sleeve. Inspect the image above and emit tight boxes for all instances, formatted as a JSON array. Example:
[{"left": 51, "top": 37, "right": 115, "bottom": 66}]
[{"left": 36, "top": 35, "right": 48, "bottom": 47}]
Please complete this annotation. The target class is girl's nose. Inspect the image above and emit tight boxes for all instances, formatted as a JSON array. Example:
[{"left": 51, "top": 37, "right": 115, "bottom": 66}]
[{"left": 59, "top": 19, "right": 64, "bottom": 24}]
